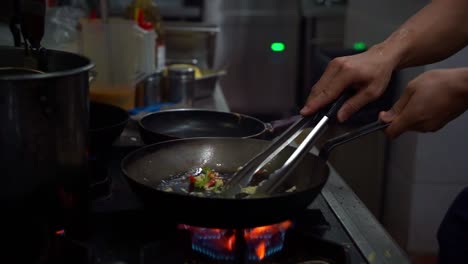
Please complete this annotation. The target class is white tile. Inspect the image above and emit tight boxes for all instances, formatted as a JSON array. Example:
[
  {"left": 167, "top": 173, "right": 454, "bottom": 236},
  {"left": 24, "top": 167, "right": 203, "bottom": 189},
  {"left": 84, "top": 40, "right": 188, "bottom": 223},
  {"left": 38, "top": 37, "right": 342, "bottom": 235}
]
[{"left": 413, "top": 111, "right": 468, "bottom": 184}]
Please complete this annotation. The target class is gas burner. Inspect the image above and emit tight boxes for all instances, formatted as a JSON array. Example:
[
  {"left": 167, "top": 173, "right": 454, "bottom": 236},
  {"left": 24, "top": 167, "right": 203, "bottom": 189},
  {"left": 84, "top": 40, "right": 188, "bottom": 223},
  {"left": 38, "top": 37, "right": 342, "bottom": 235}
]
[
  {"left": 45, "top": 229, "right": 94, "bottom": 264},
  {"left": 178, "top": 220, "right": 293, "bottom": 261},
  {"left": 140, "top": 226, "right": 349, "bottom": 264}
]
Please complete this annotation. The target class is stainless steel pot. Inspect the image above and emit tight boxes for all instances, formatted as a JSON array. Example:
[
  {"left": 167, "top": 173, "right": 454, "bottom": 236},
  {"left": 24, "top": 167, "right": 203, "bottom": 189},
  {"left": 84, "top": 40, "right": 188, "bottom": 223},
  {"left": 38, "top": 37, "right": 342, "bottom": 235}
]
[{"left": 0, "top": 46, "right": 94, "bottom": 209}]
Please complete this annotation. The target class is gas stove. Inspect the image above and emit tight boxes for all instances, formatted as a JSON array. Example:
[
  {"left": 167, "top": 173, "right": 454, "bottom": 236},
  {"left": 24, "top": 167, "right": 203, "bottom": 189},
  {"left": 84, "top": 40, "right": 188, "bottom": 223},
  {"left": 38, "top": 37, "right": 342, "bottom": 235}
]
[{"left": 41, "top": 146, "right": 368, "bottom": 264}]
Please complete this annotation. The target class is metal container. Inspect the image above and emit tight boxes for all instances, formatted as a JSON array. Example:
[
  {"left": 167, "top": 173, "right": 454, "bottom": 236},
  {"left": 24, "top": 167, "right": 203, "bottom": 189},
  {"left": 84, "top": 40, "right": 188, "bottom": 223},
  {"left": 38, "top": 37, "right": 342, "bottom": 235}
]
[
  {"left": 192, "top": 69, "right": 224, "bottom": 101},
  {"left": 165, "top": 23, "right": 220, "bottom": 69},
  {"left": 167, "top": 65, "right": 195, "bottom": 107},
  {"left": 134, "top": 71, "right": 164, "bottom": 107},
  {"left": 0, "top": 47, "right": 93, "bottom": 210}
]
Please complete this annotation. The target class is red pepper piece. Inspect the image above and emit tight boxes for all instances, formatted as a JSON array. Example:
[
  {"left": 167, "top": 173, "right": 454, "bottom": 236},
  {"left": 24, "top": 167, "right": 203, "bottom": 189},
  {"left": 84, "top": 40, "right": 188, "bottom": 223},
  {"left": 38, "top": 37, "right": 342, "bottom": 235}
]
[
  {"left": 205, "top": 178, "right": 216, "bottom": 188},
  {"left": 188, "top": 175, "right": 196, "bottom": 192},
  {"left": 189, "top": 175, "right": 196, "bottom": 184}
]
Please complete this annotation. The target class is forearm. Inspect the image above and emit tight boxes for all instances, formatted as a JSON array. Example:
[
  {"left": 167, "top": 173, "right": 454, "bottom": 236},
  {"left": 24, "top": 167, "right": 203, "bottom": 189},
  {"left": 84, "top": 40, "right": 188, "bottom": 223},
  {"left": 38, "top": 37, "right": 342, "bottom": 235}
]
[{"left": 372, "top": 0, "right": 468, "bottom": 70}]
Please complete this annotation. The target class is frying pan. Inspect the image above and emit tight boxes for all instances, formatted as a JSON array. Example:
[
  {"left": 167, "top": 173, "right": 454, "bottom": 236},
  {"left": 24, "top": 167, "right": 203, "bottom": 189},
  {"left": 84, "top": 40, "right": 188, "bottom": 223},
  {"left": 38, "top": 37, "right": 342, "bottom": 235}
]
[
  {"left": 138, "top": 109, "right": 300, "bottom": 144},
  {"left": 121, "top": 120, "right": 388, "bottom": 227},
  {"left": 89, "top": 102, "right": 129, "bottom": 152}
]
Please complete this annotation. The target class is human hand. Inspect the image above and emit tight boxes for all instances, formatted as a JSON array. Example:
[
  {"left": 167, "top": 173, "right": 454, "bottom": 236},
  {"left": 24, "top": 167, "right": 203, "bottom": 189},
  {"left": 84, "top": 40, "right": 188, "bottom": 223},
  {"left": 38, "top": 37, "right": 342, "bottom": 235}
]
[
  {"left": 380, "top": 68, "right": 468, "bottom": 138},
  {"left": 300, "top": 44, "right": 398, "bottom": 122}
]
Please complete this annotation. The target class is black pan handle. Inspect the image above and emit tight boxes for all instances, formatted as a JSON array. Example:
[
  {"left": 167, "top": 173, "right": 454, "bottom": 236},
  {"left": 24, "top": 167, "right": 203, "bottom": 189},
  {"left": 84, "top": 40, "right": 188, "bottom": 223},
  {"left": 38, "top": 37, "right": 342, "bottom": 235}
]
[
  {"left": 264, "top": 89, "right": 354, "bottom": 139},
  {"left": 323, "top": 89, "right": 354, "bottom": 120},
  {"left": 262, "top": 89, "right": 354, "bottom": 140},
  {"left": 319, "top": 120, "right": 390, "bottom": 160}
]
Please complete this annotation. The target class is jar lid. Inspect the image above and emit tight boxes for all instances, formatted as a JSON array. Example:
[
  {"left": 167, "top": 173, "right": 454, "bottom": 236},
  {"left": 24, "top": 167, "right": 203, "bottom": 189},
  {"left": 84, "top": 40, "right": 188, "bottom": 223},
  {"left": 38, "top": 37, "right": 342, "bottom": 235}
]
[{"left": 168, "top": 65, "right": 195, "bottom": 80}]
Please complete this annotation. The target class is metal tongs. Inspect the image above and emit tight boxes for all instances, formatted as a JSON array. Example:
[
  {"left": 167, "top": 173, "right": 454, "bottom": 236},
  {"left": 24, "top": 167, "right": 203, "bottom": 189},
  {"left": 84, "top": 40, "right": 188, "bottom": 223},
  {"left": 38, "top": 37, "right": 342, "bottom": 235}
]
[{"left": 222, "top": 91, "right": 354, "bottom": 198}]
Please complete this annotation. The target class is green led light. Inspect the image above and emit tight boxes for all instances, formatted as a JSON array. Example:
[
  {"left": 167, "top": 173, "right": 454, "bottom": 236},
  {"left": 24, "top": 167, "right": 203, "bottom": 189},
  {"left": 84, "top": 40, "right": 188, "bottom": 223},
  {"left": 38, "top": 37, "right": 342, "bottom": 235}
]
[
  {"left": 271, "top": 42, "right": 285, "bottom": 52},
  {"left": 353, "top": 41, "right": 367, "bottom": 51}
]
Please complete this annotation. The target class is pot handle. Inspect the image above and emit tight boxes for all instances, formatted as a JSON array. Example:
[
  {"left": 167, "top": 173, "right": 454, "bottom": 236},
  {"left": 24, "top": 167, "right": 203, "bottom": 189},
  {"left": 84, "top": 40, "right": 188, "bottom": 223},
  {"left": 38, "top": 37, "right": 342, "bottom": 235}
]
[
  {"left": 318, "top": 120, "right": 390, "bottom": 160},
  {"left": 89, "top": 70, "right": 97, "bottom": 83}
]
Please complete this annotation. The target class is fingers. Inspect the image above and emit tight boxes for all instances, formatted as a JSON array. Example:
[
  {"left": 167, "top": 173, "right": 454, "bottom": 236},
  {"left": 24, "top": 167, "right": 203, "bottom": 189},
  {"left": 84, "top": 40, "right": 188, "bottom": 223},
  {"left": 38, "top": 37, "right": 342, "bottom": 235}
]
[
  {"left": 301, "top": 58, "right": 353, "bottom": 116},
  {"left": 380, "top": 85, "right": 415, "bottom": 138},
  {"left": 385, "top": 116, "right": 411, "bottom": 139},
  {"left": 378, "top": 110, "right": 395, "bottom": 123},
  {"left": 337, "top": 88, "right": 381, "bottom": 122}
]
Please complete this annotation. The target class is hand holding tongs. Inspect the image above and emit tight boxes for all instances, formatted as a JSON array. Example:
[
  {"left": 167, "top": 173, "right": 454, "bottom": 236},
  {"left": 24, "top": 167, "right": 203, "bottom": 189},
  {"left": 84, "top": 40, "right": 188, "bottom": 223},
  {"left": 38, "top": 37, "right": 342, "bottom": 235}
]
[{"left": 221, "top": 90, "right": 355, "bottom": 198}]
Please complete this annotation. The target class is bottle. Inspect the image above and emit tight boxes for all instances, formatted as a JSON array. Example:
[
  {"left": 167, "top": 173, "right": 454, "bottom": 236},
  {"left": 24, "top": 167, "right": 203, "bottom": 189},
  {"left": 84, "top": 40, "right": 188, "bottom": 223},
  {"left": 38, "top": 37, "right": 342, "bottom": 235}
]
[
  {"left": 126, "top": 0, "right": 166, "bottom": 71},
  {"left": 136, "top": 9, "right": 156, "bottom": 75}
]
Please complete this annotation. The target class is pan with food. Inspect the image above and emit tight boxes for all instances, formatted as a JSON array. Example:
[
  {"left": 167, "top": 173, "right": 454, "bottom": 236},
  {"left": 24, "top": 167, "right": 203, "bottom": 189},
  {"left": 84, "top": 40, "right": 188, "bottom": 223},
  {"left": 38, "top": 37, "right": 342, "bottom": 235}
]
[{"left": 121, "top": 120, "right": 387, "bottom": 228}]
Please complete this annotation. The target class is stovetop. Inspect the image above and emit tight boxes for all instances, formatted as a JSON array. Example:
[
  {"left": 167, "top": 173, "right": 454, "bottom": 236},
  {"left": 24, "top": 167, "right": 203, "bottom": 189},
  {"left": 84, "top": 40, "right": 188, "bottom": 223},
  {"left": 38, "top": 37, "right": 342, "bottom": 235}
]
[{"left": 43, "top": 146, "right": 368, "bottom": 264}]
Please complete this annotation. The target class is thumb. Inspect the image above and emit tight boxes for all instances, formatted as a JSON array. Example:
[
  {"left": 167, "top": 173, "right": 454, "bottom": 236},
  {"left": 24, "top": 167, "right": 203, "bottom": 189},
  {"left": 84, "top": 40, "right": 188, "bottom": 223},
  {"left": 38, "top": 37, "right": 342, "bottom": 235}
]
[
  {"left": 379, "top": 109, "right": 396, "bottom": 123},
  {"left": 380, "top": 86, "right": 414, "bottom": 138}
]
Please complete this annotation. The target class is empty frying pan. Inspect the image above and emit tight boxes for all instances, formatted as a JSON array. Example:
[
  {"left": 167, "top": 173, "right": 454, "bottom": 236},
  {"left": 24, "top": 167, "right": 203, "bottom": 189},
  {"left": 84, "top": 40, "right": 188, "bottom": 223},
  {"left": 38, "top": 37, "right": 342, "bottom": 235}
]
[{"left": 138, "top": 108, "right": 300, "bottom": 144}]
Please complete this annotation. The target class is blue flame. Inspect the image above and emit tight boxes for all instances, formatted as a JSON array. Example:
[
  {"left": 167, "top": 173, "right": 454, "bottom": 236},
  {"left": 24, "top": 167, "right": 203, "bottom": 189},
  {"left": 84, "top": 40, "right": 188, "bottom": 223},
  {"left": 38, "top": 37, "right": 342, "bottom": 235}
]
[
  {"left": 180, "top": 221, "right": 292, "bottom": 261},
  {"left": 192, "top": 243, "right": 235, "bottom": 261}
]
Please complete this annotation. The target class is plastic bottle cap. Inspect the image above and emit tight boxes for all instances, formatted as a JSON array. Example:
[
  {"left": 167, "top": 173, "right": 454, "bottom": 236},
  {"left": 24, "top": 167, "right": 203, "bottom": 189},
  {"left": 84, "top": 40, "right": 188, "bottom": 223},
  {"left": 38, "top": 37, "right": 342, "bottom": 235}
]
[
  {"left": 168, "top": 65, "right": 195, "bottom": 80},
  {"left": 137, "top": 9, "right": 154, "bottom": 30},
  {"left": 139, "top": 21, "right": 154, "bottom": 30}
]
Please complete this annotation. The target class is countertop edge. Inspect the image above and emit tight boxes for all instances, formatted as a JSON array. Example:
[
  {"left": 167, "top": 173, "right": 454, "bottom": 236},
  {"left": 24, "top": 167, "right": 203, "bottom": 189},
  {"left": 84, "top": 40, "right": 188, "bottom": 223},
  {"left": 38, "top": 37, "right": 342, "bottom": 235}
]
[{"left": 322, "top": 162, "right": 411, "bottom": 264}]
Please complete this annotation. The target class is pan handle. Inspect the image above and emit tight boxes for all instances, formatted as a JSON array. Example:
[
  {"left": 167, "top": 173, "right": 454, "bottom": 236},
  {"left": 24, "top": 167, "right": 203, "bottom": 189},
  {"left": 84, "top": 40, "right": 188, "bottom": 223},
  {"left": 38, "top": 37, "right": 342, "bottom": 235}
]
[
  {"left": 318, "top": 120, "right": 390, "bottom": 160},
  {"left": 264, "top": 90, "right": 354, "bottom": 139}
]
